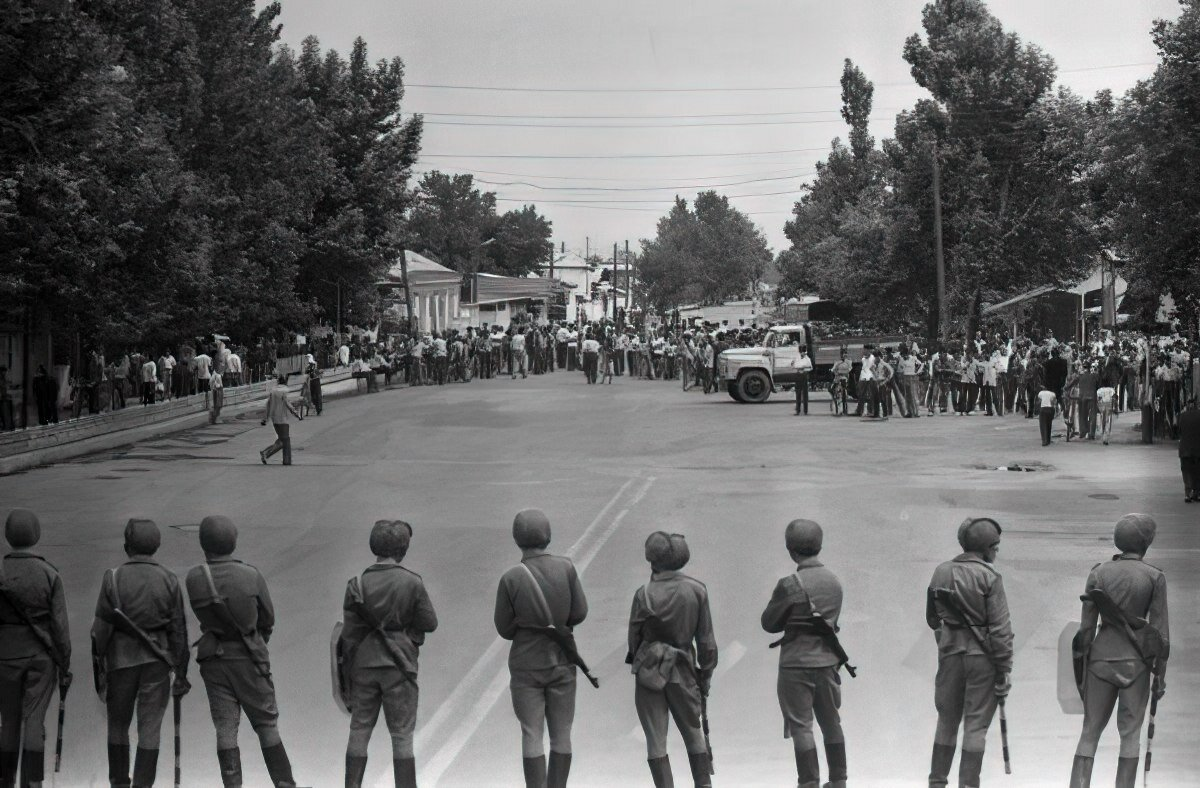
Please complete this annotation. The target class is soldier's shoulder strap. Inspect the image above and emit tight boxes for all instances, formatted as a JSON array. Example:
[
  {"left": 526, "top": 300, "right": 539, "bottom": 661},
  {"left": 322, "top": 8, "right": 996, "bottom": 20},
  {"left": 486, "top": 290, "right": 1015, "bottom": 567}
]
[{"left": 517, "top": 562, "right": 554, "bottom": 627}]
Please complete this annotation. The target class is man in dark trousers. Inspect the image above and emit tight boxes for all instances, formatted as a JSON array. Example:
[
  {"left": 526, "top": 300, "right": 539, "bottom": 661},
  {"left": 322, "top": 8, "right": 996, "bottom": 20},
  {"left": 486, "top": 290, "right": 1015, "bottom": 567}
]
[
  {"left": 792, "top": 350, "right": 813, "bottom": 415},
  {"left": 0, "top": 509, "right": 71, "bottom": 788},
  {"left": 926, "top": 517, "right": 1013, "bottom": 788},
  {"left": 494, "top": 510, "right": 588, "bottom": 788},
  {"left": 340, "top": 520, "right": 438, "bottom": 788},
  {"left": 1069, "top": 514, "right": 1169, "bottom": 788},
  {"left": 1178, "top": 398, "right": 1200, "bottom": 502},
  {"left": 92, "top": 518, "right": 191, "bottom": 788},
  {"left": 761, "top": 520, "right": 846, "bottom": 788},
  {"left": 259, "top": 375, "right": 302, "bottom": 466},
  {"left": 1043, "top": 348, "right": 1068, "bottom": 414},
  {"left": 186, "top": 516, "right": 299, "bottom": 787},
  {"left": 627, "top": 533, "right": 717, "bottom": 788}
]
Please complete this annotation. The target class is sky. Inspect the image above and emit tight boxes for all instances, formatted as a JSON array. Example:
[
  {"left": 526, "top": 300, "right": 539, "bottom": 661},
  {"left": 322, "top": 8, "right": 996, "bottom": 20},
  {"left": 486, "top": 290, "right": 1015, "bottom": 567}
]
[{"left": 266, "top": 0, "right": 1181, "bottom": 257}]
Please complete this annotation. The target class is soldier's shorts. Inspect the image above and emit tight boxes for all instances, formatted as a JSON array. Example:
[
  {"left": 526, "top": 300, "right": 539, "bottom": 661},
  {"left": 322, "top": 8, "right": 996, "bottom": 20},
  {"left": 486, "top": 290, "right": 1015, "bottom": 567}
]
[
  {"left": 778, "top": 666, "right": 843, "bottom": 750},
  {"left": 199, "top": 659, "right": 280, "bottom": 750},
  {"left": 347, "top": 667, "right": 418, "bottom": 758},
  {"left": 635, "top": 677, "right": 705, "bottom": 759},
  {"left": 933, "top": 653, "right": 997, "bottom": 752},
  {"left": 107, "top": 661, "right": 171, "bottom": 748},
  {"left": 510, "top": 665, "right": 576, "bottom": 757},
  {"left": 0, "top": 652, "right": 56, "bottom": 755},
  {"left": 1076, "top": 660, "right": 1151, "bottom": 758}
]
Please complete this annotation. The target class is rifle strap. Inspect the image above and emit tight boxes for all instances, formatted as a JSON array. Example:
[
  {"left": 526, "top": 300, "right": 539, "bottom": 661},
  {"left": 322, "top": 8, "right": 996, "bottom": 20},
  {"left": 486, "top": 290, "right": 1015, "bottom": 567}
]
[
  {"left": 107, "top": 567, "right": 174, "bottom": 670},
  {"left": 200, "top": 563, "right": 245, "bottom": 637},
  {"left": 517, "top": 563, "right": 555, "bottom": 628},
  {"left": 938, "top": 590, "right": 992, "bottom": 656},
  {"left": 0, "top": 560, "right": 64, "bottom": 673}
]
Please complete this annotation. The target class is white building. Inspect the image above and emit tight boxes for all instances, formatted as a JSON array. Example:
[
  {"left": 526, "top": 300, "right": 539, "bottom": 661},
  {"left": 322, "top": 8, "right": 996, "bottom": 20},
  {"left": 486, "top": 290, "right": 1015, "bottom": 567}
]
[
  {"left": 533, "top": 250, "right": 632, "bottom": 324},
  {"left": 380, "top": 251, "right": 465, "bottom": 333}
]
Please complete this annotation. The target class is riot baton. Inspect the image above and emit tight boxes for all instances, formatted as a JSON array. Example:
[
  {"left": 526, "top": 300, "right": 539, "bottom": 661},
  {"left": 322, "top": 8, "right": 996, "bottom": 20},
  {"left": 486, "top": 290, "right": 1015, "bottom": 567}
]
[
  {"left": 55, "top": 683, "right": 67, "bottom": 773},
  {"left": 1144, "top": 677, "right": 1160, "bottom": 787},
  {"left": 700, "top": 689, "right": 715, "bottom": 775},
  {"left": 998, "top": 699, "right": 1011, "bottom": 775},
  {"left": 174, "top": 694, "right": 182, "bottom": 788}
]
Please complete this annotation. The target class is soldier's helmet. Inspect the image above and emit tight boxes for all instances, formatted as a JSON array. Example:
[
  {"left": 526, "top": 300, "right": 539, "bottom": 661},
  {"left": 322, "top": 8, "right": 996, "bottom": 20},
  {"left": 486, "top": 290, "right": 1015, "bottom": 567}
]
[
  {"left": 645, "top": 531, "right": 673, "bottom": 570},
  {"left": 199, "top": 515, "right": 238, "bottom": 556},
  {"left": 513, "top": 509, "right": 551, "bottom": 549},
  {"left": 664, "top": 534, "right": 690, "bottom": 570},
  {"left": 785, "top": 519, "right": 823, "bottom": 556},
  {"left": 1114, "top": 513, "right": 1156, "bottom": 554},
  {"left": 370, "top": 519, "right": 413, "bottom": 560},
  {"left": 4, "top": 509, "right": 41, "bottom": 549},
  {"left": 124, "top": 518, "right": 161, "bottom": 556},
  {"left": 957, "top": 517, "right": 1002, "bottom": 553}
]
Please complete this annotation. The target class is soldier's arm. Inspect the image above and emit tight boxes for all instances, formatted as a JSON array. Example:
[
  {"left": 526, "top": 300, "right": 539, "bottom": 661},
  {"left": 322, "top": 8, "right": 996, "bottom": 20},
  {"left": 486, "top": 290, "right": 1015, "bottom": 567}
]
[
  {"left": 168, "top": 579, "right": 190, "bottom": 677},
  {"left": 494, "top": 575, "right": 518, "bottom": 640},
  {"left": 1077, "top": 571, "right": 1099, "bottom": 650},
  {"left": 339, "top": 582, "right": 368, "bottom": 650},
  {"left": 566, "top": 564, "right": 588, "bottom": 627},
  {"left": 91, "top": 570, "right": 115, "bottom": 654},
  {"left": 1150, "top": 572, "right": 1169, "bottom": 670},
  {"left": 626, "top": 589, "right": 645, "bottom": 663},
  {"left": 255, "top": 570, "right": 276, "bottom": 642},
  {"left": 411, "top": 581, "right": 438, "bottom": 634},
  {"left": 759, "top": 578, "right": 792, "bottom": 634},
  {"left": 695, "top": 588, "right": 718, "bottom": 674},
  {"left": 985, "top": 575, "right": 1014, "bottom": 673},
  {"left": 925, "top": 587, "right": 941, "bottom": 631},
  {"left": 50, "top": 573, "right": 71, "bottom": 664}
]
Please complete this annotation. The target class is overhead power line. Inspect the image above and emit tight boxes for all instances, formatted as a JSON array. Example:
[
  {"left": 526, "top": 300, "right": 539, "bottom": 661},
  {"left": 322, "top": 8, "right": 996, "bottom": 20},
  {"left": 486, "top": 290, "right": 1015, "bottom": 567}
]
[
  {"left": 464, "top": 172, "right": 816, "bottom": 192},
  {"left": 424, "top": 117, "right": 887, "bottom": 129},
  {"left": 405, "top": 62, "right": 1154, "bottom": 94},
  {"left": 413, "top": 165, "right": 817, "bottom": 182},
  {"left": 419, "top": 147, "right": 829, "bottom": 159},
  {"left": 492, "top": 189, "right": 801, "bottom": 204}
]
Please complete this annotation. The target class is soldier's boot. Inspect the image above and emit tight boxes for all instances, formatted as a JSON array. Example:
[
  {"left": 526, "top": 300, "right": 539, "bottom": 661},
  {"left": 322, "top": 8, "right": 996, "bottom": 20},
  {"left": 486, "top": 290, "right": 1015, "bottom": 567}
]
[
  {"left": 686, "top": 752, "right": 711, "bottom": 788},
  {"left": 1068, "top": 755, "right": 1093, "bottom": 788},
  {"left": 345, "top": 754, "right": 368, "bottom": 788},
  {"left": 108, "top": 744, "right": 131, "bottom": 787},
  {"left": 0, "top": 749, "right": 15, "bottom": 788},
  {"left": 646, "top": 756, "right": 673, "bottom": 788},
  {"left": 393, "top": 758, "right": 416, "bottom": 788},
  {"left": 522, "top": 756, "right": 546, "bottom": 788},
  {"left": 19, "top": 749, "right": 43, "bottom": 788},
  {"left": 957, "top": 750, "right": 984, "bottom": 788},
  {"left": 929, "top": 743, "right": 955, "bottom": 788},
  {"left": 217, "top": 748, "right": 243, "bottom": 788},
  {"left": 823, "top": 740, "right": 847, "bottom": 788},
  {"left": 1115, "top": 757, "right": 1139, "bottom": 788},
  {"left": 131, "top": 748, "right": 158, "bottom": 788},
  {"left": 546, "top": 751, "right": 571, "bottom": 788},
  {"left": 262, "top": 743, "right": 296, "bottom": 787},
  {"left": 795, "top": 746, "right": 821, "bottom": 788}
]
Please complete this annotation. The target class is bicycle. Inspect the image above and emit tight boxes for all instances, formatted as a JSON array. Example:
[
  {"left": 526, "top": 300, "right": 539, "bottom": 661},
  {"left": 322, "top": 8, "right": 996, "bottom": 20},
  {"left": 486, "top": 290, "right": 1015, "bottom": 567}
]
[{"left": 829, "top": 379, "right": 847, "bottom": 416}]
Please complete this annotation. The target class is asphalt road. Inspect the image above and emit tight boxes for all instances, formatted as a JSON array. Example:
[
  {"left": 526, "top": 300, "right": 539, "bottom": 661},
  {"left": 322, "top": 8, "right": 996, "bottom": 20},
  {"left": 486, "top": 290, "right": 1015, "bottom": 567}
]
[{"left": 2, "top": 372, "right": 1195, "bottom": 787}]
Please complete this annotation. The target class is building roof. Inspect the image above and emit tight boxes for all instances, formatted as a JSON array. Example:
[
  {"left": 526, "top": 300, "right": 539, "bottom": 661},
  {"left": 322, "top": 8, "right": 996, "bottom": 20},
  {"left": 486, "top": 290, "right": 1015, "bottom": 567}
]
[
  {"left": 541, "top": 250, "right": 595, "bottom": 271},
  {"left": 466, "top": 273, "right": 563, "bottom": 305},
  {"left": 382, "top": 250, "right": 462, "bottom": 288}
]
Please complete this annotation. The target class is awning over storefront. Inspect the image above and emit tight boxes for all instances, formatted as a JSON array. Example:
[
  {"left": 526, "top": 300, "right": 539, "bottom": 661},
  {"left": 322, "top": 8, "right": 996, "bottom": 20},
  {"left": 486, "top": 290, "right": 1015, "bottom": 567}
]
[
  {"left": 981, "top": 284, "right": 1058, "bottom": 315},
  {"left": 463, "top": 273, "right": 564, "bottom": 305}
]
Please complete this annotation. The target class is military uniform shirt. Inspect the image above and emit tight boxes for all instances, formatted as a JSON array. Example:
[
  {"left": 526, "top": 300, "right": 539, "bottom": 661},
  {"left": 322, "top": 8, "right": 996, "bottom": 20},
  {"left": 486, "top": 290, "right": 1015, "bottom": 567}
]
[
  {"left": 185, "top": 558, "right": 274, "bottom": 663},
  {"left": 495, "top": 551, "right": 588, "bottom": 671},
  {"left": 926, "top": 554, "right": 1014, "bottom": 672},
  {"left": 627, "top": 570, "right": 718, "bottom": 676},
  {"left": 342, "top": 563, "right": 438, "bottom": 671},
  {"left": 760, "top": 558, "right": 843, "bottom": 669},
  {"left": 0, "top": 551, "right": 70, "bottom": 662},
  {"left": 1082, "top": 554, "right": 1169, "bottom": 666},
  {"left": 93, "top": 557, "right": 189, "bottom": 672}
]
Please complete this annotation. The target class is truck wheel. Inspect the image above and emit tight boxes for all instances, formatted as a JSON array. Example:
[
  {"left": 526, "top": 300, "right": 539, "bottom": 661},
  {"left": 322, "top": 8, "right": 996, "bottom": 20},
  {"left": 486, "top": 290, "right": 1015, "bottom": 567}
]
[
  {"left": 737, "top": 370, "right": 771, "bottom": 403},
  {"left": 728, "top": 386, "right": 745, "bottom": 402}
]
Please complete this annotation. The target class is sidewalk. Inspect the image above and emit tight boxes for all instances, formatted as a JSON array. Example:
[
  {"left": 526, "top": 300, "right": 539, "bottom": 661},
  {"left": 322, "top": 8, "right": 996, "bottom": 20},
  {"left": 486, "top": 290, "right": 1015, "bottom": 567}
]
[{"left": 0, "top": 369, "right": 366, "bottom": 475}]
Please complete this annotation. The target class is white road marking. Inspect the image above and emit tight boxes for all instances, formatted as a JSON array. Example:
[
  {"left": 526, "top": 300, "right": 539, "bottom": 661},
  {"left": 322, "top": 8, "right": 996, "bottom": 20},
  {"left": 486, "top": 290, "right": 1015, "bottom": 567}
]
[
  {"left": 627, "top": 639, "right": 746, "bottom": 739},
  {"left": 410, "top": 475, "right": 652, "bottom": 787}
]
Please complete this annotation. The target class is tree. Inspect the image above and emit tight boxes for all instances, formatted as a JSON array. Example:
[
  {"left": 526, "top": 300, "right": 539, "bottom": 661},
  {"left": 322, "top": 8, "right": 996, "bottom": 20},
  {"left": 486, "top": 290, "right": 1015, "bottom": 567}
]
[{"left": 639, "top": 192, "right": 772, "bottom": 310}]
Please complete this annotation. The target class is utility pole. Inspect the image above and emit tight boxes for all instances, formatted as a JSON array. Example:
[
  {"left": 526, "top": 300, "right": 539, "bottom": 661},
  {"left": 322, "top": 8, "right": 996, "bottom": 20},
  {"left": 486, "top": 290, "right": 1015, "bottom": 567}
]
[
  {"left": 397, "top": 247, "right": 416, "bottom": 335},
  {"left": 336, "top": 280, "right": 342, "bottom": 338},
  {"left": 625, "top": 240, "right": 631, "bottom": 319},
  {"left": 932, "top": 141, "right": 946, "bottom": 345},
  {"left": 548, "top": 243, "right": 555, "bottom": 279},
  {"left": 612, "top": 243, "right": 619, "bottom": 323}
]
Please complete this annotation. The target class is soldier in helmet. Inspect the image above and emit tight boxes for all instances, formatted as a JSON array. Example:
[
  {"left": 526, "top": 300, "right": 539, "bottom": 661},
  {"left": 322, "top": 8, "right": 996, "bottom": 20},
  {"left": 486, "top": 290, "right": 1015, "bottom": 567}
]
[
  {"left": 340, "top": 520, "right": 438, "bottom": 788},
  {"left": 185, "top": 516, "right": 299, "bottom": 787},
  {"left": 760, "top": 519, "right": 847, "bottom": 788},
  {"left": 92, "top": 518, "right": 190, "bottom": 787},
  {"left": 627, "top": 533, "right": 717, "bottom": 788},
  {"left": 0, "top": 509, "right": 71, "bottom": 788},
  {"left": 494, "top": 509, "right": 589, "bottom": 788},
  {"left": 925, "top": 517, "right": 1013, "bottom": 788},
  {"left": 1069, "top": 514, "right": 1169, "bottom": 788}
]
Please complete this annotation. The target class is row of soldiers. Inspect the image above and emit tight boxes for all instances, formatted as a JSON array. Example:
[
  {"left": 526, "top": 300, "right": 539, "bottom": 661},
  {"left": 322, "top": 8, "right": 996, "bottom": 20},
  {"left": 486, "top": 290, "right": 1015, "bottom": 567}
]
[{"left": 0, "top": 507, "right": 1170, "bottom": 787}]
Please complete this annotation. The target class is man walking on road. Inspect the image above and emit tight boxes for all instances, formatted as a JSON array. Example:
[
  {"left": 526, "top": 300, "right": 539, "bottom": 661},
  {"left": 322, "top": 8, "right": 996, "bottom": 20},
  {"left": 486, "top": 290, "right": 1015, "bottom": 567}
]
[
  {"left": 91, "top": 518, "right": 190, "bottom": 788},
  {"left": 1179, "top": 398, "right": 1200, "bottom": 501},
  {"left": 792, "top": 349, "right": 813, "bottom": 415},
  {"left": 0, "top": 509, "right": 72, "bottom": 788},
  {"left": 511, "top": 329, "right": 529, "bottom": 380},
  {"left": 260, "top": 375, "right": 301, "bottom": 466},
  {"left": 494, "top": 510, "right": 588, "bottom": 788},
  {"left": 1069, "top": 514, "right": 1169, "bottom": 788},
  {"left": 761, "top": 520, "right": 847, "bottom": 788},
  {"left": 340, "top": 520, "right": 438, "bottom": 788},
  {"left": 926, "top": 517, "right": 1013, "bottom": 788},
  {"left": 186, "top": 516, "right": 300, "bottom": 787},
  {"left": 627, "top": 533, "right": 716, "bottom": 788}
]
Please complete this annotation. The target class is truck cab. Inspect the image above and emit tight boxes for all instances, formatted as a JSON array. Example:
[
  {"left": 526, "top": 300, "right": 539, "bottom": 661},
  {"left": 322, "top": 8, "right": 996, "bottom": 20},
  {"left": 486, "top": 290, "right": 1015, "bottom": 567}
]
[{"left": 717, "top": 325, "right": 811, "bottom": 403}]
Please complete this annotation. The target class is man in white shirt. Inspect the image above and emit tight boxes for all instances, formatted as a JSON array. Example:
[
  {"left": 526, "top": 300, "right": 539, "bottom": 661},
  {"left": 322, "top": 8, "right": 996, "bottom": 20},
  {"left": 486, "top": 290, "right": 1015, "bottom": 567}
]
[
  {"left": 193, "top": 350, "right": 212, "bottom": 408},
  {"left": 1096, "top": 384, "right": 1117, "bottom": 445},
  {"left": 855, "top": 349, "right": 877, "bottom": 417},
  {"left": 209, "top": 370, "right": 224, "bottom": 423},
  {"left": 226, "top": 351, "right": 243, "bottom": 387},
  {"left": 140, "top": 356, "right": 157, "bottom": 406},
  {"left": 791, "top": 349, "right": 814, "bottom": 415},
  {"left": 580, "top": 335, "right": 600, "bottom": 384},
  {"left": 433, "top": 333, "right": 448, "bottom": 385},
  {"left": 511, "top": 329, "right": 528, "bottom": 380},
  {"left": 1036, "top": 388, "right": 1058, "bottom": 445},
  {"left": 896, "top": 347, "right": 923, "bottom": 418},
  {"left": 566, "top": 326, "right": 579, "bottom": 372}
]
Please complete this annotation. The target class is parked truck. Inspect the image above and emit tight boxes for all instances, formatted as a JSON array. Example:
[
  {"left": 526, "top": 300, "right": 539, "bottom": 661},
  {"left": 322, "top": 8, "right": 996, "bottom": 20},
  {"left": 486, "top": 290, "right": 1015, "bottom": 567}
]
[{"left": 716, "top": 324, "right": 907, "bottom": 403}]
